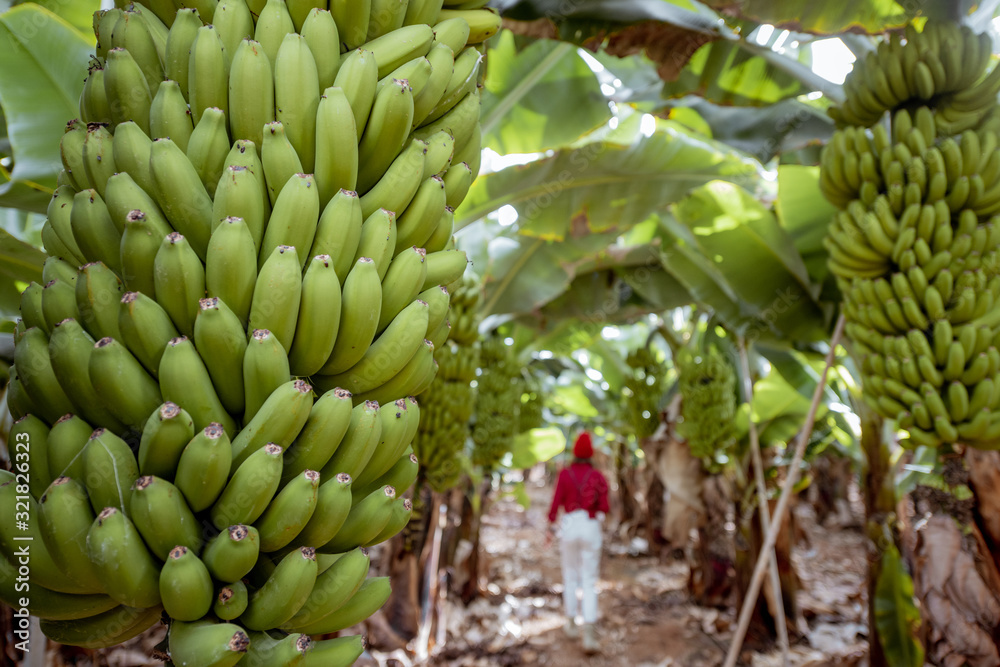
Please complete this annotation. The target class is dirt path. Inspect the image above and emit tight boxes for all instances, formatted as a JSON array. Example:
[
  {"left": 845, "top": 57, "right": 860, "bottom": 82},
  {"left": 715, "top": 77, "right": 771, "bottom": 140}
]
[{"left": 423, "top": 473, "right": 871, "bottom": 667}]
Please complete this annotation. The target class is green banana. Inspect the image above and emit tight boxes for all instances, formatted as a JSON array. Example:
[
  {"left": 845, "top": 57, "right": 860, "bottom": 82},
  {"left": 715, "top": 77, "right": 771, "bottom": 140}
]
[
  {"left": 213, "top": 581, "right": 249, "bottom": 621},
  {"left": 243, "top": 328, "right": 292, "bottom": 423},
  {"left": 40, "top": 227, "right": 77, "bottom": 280},
  {"left": 275, "top": 33, "right": 321, "bottom": 173},
  {"left": 258, "top": 173, "right": 321, "bottom": 269},
  {"left": 320, "top": 298, "right": 430, "bottom": 395},
  {"left": 206, "top": 216, "right": 258, "bottom": 326},
  {"left": 242, "top": 631, "right": 312, "bottom": 667},
  {"left": 431, "top": 17, "right": 470, "bottom": 54},
  {"left": 443, "top": 160, "right": 473, "bottom": 208},
  {"left": 288, "top": 254, "right": 342, "bottom": 376},
  {"left": 214, "top": 0, "right": 255, "bottom": 58},
  {"left": 119, "top": 210, "right": 170, "bottom": 297},
  {"left": 228, "top": 38, "right": 275, "bottom": 152},
  {"left": 364, "top": 497, "right": 412, "bottom": 547},
  {"left": 425, "top": 46, "right": 481, "bottom": 124},
  {"left": 74, "top": 261, "right": 124, "bottom": 341},
  {"left": 194, "top": 296, "right": 247, "bottom": 414},
  {"left": 60, "top": 121, "right": 90, "bottom": 192},
  {"left": 240, "top": 546, "right": 318, "bottom": 630},
  {"left": 202, "top": 524, "right": 260, "bottom": 582},
  {"left": 104, "top": 171, "right": 169, "bottom": 240},
  {"left": 159, "top": 335, "right": 237, "bottom": 436},
  {"left": 352, "top": 449, "right": 418, "bottom": 501},
  {"left": 187, "top": 106, "right": 232, "bottom": 197},
  {"left": 311, "top": 188, "right": 364, "bottom": 280},
  {"left": 332, "top": 48, "right": 378, "bottom": 140},
  {"left": 153, "top": 232, "right": 207, "bottom": 337},
  {"left": 322, "top": 485, "right": 396, "bottom": 553},
  {"left": 319, "top": 400, "right": 382, "bottom": 480},
  {"left": 249, "top": 245, "right": 302, "bottom": 353},
  {"left": 168, "top": 619, "right": 249, "bottom": 667},
  {"left": 137, "top": 401, "right": 195, "bottom": 480},
  {"left": 80, "top": 61, "right": 111, "bottom": 125},
  {"left": 164, "top": 8, "right": 202, "bottom": 99},
  {"left": 39, "top": 604, "right": 163, "bottom": 649},
  {"left": 367, "top": 25, "right": 433, "bottom": 76},
  {"left": 188, "top": 24, "right": 229, "bottom": 125},
  {"left": 149, "top": 138, "right": 214, "bottom": 260},
  {"left": 261, "top": 120, "right": 304, "bottom": 206},
  {"left": 175, "top": 422, "right": 233, "bottom": 512},
  {"left": 302, "top": 9, "right": 341, "bottom": 89},
  {"left": 0, "top": 548, "right": 116, "bottom": 620},
  {"left": 294, "top": 576, "right": 390, "bottom": 634},
  {"left": 111, "top": 121, "right": 156, "bottom": 195},
  {"left": 46, "top": 185, "right": 86, "bottom": 265},
  {"left": 210, "top": 443, "right": 284, "bottom": 529},
  {"left": 378, "top": 246, "right": 428, "bottom": 332},
  {"left": 45, "top": 413, "right": 94, "bottom": 482},
  {"left": 282, "top": 387, "right": 355, "bottom": 484},
  {"left": 37, "top": 476, "right": 105, "bottom": 593},
  {"left": 330, "top": 0, "right": 371, "bottom": 50},
  {"left": 87, "top": 506, "right": 161, "bottom": 608},
  {"left": 70, "top": 189, "right": 122, "bottom": 275},
  {"left": 286, "top": 472, "right": 353, "bottom": 550},
  {"left": 159, "top": 546, "right": 214, "bottom": 622},
  {"left": 320, "top": 257, "right": 382, "bottom": 374},
  {"left": 422, "top": 131, "right": 455, "bottom": 178},
  {"left": 41, "top": 279, "right": 80, "bottom": 335},
  {"left": 314, "top": 87, "right": 359, "bottom": 206},
  {"left": 104, "top": 49, "right": 151, "bottom": 133},
  {"left": 83, "top": 427, "right": 139, "bottom": 517},
  {"left": 254, "top": 469, "right": 320, "bottom": 551},
  {"left": 301, "top": 635, "right": 366, "bottom": 667},
  {"left": 413, "top": 43, "right": 454, "bottom": 127},
  {"left": 405, "top": 0, "right": 444, "bottom": 26},
  {"left": 41, "top": 256, "right": 77, "bottom": 286},
  {"left": 356, "top": 78, "right": 415, "bottom": 193},
  {"left": 351, "top": 397, "right": 418, "bottom": 486},
  {"left": 89, "top": 336, "right": 162, "bottom": 431},
  {"left": 130, "top": 475, "right": 202, "bottom": 560},
  {"left": 280, "top": 547, "right": 370, "bottom": 631},
  {"left": 19, "top": 282, "right": 45, "bottom": 332},
  {"left": 212, "top": 167, "right": 267, "bottom": 258},
  {"left": 255, "top": 0, "right": 296, "bottom": 65},
  {"left": 230, "top": 379, "right": 315, "bottom": 471},
  {"left": 352, "top": 208, "right": 396, "bottom": 280},
  {"left": 359, "top": 136, "right": 428, "bottom": 218},
  {"left": 423, "top": 247, "right": 468, "bottom": 289},
  {"left": 224, "top": 138, "right": 273, "bottom": 219},
  {"left": 150, "top": 80, "right": 194, "bottom": 151},
  {"left": 118, "top": 290, "right": 180, "bottom": 376}
]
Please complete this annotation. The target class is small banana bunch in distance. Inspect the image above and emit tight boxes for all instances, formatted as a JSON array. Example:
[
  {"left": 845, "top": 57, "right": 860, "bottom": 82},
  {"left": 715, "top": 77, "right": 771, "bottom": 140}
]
[
  {"left": 412, "top": 272, "right": 481, "bottom": 491},
  {"left": 675, "top": 347, "right": 737, "bottom": 459},
  {"left": 624, "top": 346, "right": 666, "bottom": 440},
  {"left": 822, "top": 19, "right": 1000, "bottom": 450},
  {"left": 471, "top": 332, "right": 521, "bottom": 471},
  {"left": 4, "top": 0, "right": 500, "bottom": 661}
]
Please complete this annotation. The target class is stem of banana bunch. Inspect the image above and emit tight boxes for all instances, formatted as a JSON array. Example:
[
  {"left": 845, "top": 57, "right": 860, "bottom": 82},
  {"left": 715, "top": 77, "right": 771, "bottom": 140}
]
[
  {"left": 736, "top": 336, "right": 790, "bottom": 667},
  {"left": 416, "top": 496, "right": 446, "bottom": 660},
  {"left": 723, "top": 314, "right": 845, "bottom": 667}
]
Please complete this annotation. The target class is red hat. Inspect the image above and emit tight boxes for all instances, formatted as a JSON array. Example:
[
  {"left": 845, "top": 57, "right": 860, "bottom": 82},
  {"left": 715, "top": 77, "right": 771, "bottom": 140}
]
[{"left": 573, "top": 432, "right": 593, "bottom": 459}]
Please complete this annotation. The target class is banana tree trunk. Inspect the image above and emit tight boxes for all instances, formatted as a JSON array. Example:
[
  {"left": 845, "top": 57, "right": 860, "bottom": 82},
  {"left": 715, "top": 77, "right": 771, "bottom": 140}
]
[
  {"left": 906, "top": 450, "right": 1000, "bottom": 667},
  {"left": 859, "top": 405, "right": 892, "bottom": 667},
  {"left": 689, "top": 474, "right": 734, "bottom": 607}
]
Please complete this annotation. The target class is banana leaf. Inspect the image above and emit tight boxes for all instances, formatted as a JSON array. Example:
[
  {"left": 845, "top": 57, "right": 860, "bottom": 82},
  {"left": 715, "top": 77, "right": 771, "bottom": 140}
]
[{"left": 874, "top": 545, "right": 925, "bottom": 667}]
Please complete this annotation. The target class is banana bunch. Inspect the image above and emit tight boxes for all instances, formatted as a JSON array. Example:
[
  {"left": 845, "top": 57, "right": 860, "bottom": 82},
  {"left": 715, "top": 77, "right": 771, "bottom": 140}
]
[
  {"left": 824, "top": 19, "right": 1000, "bottom": 449},
  {"left": 676, "top": 347, "right": 737, "bottom": 460},
  {"left": 4, "top": 0, "right": 497, "bottom": 659},
  {"left": 517, "top": 375, "right": 545, "bottom": 433},
  {"left": 471, "top": 334, "right": 521, "bottom": 470},
  {"left": 624, "top": 346, "right": 666, "bottom": 440},
  {"left": 446, "top": 273, "right": 482, "bottom": 346},
  {"left": 829, "top": 21, "right": 1000, "bottom": 134}
]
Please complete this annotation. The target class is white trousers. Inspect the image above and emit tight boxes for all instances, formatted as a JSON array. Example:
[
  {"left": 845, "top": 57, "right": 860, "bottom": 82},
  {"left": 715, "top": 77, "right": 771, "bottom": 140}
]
[{"left": 559, "top": 509, "right": 602, "bottom": 624}]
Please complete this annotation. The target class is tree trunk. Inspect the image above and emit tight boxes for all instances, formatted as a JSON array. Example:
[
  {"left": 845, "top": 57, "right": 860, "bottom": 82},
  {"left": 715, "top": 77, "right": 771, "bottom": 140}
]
[
  {"left": 460, "top": 478, "right": 493, "bottom": 604},
  {"left": 904, "top": 451, "right": 1000, "bottom": 667},
  {"left": 859, "top": 405, "right": 892, "bottom": 667},
  {"left": 379, "top": 482, "right": 436, "bottom": 643},
  {"left": 688, "top": 474, "right": 734, "bottom": 608}
]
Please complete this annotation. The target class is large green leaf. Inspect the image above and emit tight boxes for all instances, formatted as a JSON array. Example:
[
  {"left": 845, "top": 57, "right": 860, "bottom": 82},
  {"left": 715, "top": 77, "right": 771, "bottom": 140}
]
[
  {"left": 457, "top": 114, "right": 761, "bottom": 240},
  {"left": 874, "top": 544, "right": 924, "bottom": 667},
  {"left": 0, "top": 4, "right": 92, "bottom": 212},
  {"left": 662, "top": 181, "right": 828, "bottom": 342},
  {"left": 775, "top": 164, "right": 838, "bottom": 290},
  {"left": 481, "top": 31, "right": 612, "bottom": 154},
  {"left": 510, "top": 427, "right": 567, "bottom": 469},
  {"left": 15, "top": 0, "right": 100, "bottom": 36}
]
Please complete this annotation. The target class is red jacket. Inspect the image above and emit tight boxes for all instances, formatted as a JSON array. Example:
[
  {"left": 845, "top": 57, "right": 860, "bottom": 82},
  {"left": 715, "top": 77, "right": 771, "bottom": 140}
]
[{"left": 548, "top": 462, "right": 609, "bottom": 523}]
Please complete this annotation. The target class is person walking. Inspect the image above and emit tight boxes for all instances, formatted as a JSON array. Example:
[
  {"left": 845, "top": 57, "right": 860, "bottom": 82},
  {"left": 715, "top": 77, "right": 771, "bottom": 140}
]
[{"left": 546, "top": 431, "right": 609, "bottom": 654}]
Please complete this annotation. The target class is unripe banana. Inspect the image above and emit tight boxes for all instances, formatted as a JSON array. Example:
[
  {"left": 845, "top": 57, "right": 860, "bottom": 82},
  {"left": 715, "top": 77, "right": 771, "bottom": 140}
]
[
  {"left": 187, "top": 106, "right": 232, "bottom": 197},
  {"left": 174, "top": 422, "right": 232, "bottom": 512},
  {"left": 319, "top": 400, "right": 382, "bottom": 480},
  {"left": 424, "top": 45, "right": 481, "bottom": 124},
  {"left": 60, "top": 120, "right": 90, "bottom": 192},
  {"left": 314, "top": 88, "right": 359, "bottom": 205},
  {"left": 353, "top": 208, "right": 396, "bottom": 279},
  {"left": 378, "top": 246, "right": 428, "bottom": 333},
  {"left": 365, "top": 497, "right": 413, "bottom": 547},
  {"left": 159, "top": 336, "right": 237, "bottom": 436},
  {"left": 46, "top": 413, "right": 95, "bottom": 482},
  {"left": 111, "top": 121, "right": 156, "bottom": 195},
  {"left": 356, "top": 78, "right": 415, "bottom": 193},
  {"left": 405, "top": 0, "right": 444, "bottom": 25},
  {"left": 439, "top": 8, "right": 501, "bottom": 42},
  {"left": 413, "top": 87, "right": 480, "bottom": 151},
  {"left": 75, "top": 261, "right": 123, "bottom": 339},
  {"left": 89, "top": 337, "right": 162, "bottom": 431},
  {"left": 81, "top": 123, "right": 118, "bottom": 201},
  {"left": 242, "top": 631, "right": 312, "bottom": 667},
  {"left": 261, "top": 120, "right": 304, "bottom": 206},
  {"left": 255, "top": 0, "right": 296, "bottom": 65},
  {"left": 103, "top": 49, "right": 151, "bottom": 133},
  {"left": 168, "top": 620, "right": 249, "bottom": 667},
  {"left": 294, "top": 576, "right": 390, "bottom": 633},
  {"left": 206, "top": 216, "right": 258, "bottom": 326},
  {"left": 70, "top": 188, "right": 122, "bottom": 275},
  {"left": 354, "top": 339, "right": 436, "bottom": 410},
  {"left": 330, "top": 0, "right": 371, "bottom": 50},
  {"left": 20, "top": 282, "right": 45, "bottom": 332},
  {"left": 302, "top": 9, "right": 341, "bottom": 89},
  {"left": 333, "top": 48, "right": 379, "bottom": 140},
  {"left": 164, "top": 8, "right": 202, "bottom": 99},
  {"left": 39, "top": 604, "right": 164, "bottom": 650},
  {"left": 106, "top": 169, "right": 164, "bottom": 236},
  {"left": 130, "top": 475, "right": 202, "bottom": 560},
  {"left": 202, "top": 524, "right": 260, "bottom": 582},
  {"left": 359, "top": 136, "right": 428, "bottom": 217},
  {"left": 422, "top": 130, "right": 455, "bottom": 179},
  {"left": 275, "top": 33, "right": 321, "bottom": 173},
  {"left": 80, "top": 62, "right": 112, "bottom": 125},
  {"left": 150, "top": 80, "right": 194, "bottom": 151},
  {"left": 323, "top": 485, "right": 395, "bottom": 553},
  {"left": 259, "top": 173, "right": 321, "bottom": 269},
  {"left": 288, "top": 254, "right": 342, "bottom": 375},
  {"left": 413, "top": 43, "right": 454, "bottom": 128},
  {"left": 353, "top": 398, "right": 417, "bottom": 485},
  {"left": 154, "top": 232, "right": 207, "bottom": 337},
  {"left": 240, "top": 546, "right": 318, "bottom": 630},
  {"left": 120, "top": 211, "right": 167, "bottom": 298},
  {"left": 37, "top": 477, "right": 105, "bottom": 594},
  {"left": 311, "top": 189, "right": 364, "bottom": 280},
  {"left": 282, "top": 388, "right": 354, "bottom": 483},
  {"left": 230, "top": 379, "right": 314, "bottom": 471},
  {"left": 87, "top": 506, "right": 161, "bottom": 608},
  {"left": 210, "top": 443, "right": 284, "bottom": 529},
  {"left": 159, "top": 546, "right": 214, "bottom": 622},
  {"left": 118, "top": 290, "right": 180, "bottom": 376},
  {"left": 46, "top": 185, "right": 86, "bottom": 265},
  {"left": 321, "top": 257, "right": 382, "bottom": 374},
  {"left": 443, "top": 160, "right": 473, "bottom": 208},
  {"left": 41, "top": 279, "right": 80, "bottom": 335},
  {"left": 214, "top": 0, "right": 255, "bottom": 57},
  {"left": 367, "top": 25, "right": 434, "bottom": 79},
  {"left": 213, "top": 581, "right": 249, "bottom": 621},
  {"left": 249, "top": 245, "right": 302, "bottom": 353},
  {"left": 301, "top": 635, "right": 366, "bottom": 666},
  {"left": 138, "top": 401, "right": 195, "bottom": 480},
  {"left": 255, "top": 469, "right": 320, "bottom": 551},
  {"left": 83, "top": 427, "right": 140, "bottom": 518},
  {"left": 287, "top": 472, "right": 353, "bottom": 549},
  {"left": 194, "top": 297, "right": 247, "bottom": 414},
  {"left": 228, "top": 38, "right": 275, "bottom": 151},
  {"left": 243, "top": 328, "right": 292, "bottom": 423},
  {"left": 150, "top": 138, "right": 214, "bottom": 260},
  {"left": 423, "top": 247, "right": 468, "bottom": 289},
  {"left": 8, "top": 414, "right": 50, "bottom": 501},
  {"left": 224, "top": 139, "right": 272, "bottom": 217},
  {"left": 279, "top": 547, "right": 370, "bottom": 630},
  {"left": 188, "top": 24, "right": 229, "bottom": 125}
]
